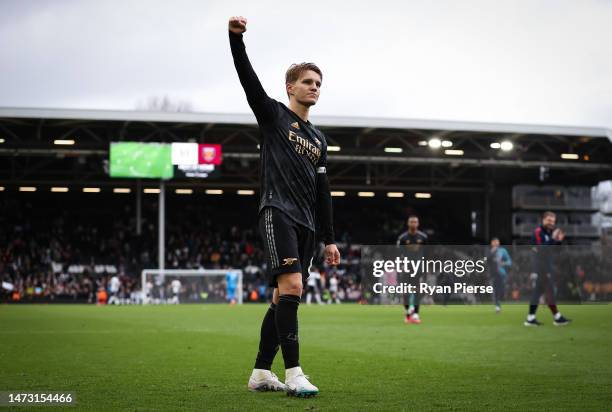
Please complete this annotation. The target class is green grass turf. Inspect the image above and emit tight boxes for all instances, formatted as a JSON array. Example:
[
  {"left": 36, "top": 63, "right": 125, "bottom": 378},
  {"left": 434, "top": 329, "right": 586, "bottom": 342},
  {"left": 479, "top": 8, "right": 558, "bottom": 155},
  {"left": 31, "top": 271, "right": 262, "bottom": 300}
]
[{"left": 1, "top": 304, "right": 611, "bottom": 411}]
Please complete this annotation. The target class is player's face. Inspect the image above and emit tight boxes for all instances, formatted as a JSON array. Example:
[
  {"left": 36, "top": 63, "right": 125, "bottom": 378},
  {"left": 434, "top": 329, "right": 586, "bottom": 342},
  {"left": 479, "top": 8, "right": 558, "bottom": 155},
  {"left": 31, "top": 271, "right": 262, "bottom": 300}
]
[
  {"left": 288, "top": 70, "right": 321, "bottom": 107},
  {"left": 490, "top": 238, "right": 499, "bottom": 247},
  {"left": 408, "top": 217, "right": 419, "bottom": 231},
  {"left": 542, "top": 215, "right": 556, "bottom": 230}
]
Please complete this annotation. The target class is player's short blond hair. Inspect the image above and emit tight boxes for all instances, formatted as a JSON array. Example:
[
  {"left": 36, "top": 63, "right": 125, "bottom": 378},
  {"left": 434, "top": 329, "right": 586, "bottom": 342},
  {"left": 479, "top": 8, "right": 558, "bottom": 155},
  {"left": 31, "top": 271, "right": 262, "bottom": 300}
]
[{"left": 285, "top": 62, "right": 322, "bottom": 85}]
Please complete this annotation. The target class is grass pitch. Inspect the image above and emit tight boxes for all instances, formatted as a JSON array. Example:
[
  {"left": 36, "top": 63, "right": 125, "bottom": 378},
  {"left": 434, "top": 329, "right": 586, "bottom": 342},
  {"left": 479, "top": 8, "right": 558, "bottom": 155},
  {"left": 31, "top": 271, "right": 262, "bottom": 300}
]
[{"left": 1, "top": 304, "right": 610, "bottom": 411}]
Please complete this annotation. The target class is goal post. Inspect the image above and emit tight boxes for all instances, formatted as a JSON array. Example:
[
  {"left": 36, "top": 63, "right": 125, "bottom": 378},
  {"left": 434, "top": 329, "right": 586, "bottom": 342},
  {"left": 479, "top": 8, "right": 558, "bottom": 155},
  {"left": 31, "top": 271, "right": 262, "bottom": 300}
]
[{"left": 140, "top": 269, "right": 243, "bottom": 304}]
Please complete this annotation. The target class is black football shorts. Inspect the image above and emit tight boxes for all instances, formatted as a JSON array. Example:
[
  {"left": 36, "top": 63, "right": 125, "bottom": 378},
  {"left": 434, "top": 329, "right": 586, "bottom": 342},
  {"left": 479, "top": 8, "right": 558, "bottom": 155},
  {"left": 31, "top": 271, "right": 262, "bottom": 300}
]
[{"left": 259, "top": 207, "right": 315, "bottom": 287}]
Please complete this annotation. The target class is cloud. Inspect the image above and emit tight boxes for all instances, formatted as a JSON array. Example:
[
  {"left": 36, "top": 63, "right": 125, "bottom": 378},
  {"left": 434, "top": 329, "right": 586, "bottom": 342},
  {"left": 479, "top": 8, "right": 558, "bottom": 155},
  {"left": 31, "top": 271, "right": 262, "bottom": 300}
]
[{"left": 0, "top": 0, "right": 610, "bottom": 127}]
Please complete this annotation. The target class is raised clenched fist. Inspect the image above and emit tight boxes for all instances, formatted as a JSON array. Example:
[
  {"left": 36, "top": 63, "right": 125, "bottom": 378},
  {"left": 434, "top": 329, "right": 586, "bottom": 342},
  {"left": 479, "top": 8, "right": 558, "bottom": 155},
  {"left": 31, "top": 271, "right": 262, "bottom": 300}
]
[{"left": 228, "top": 16, "right": 247, "bottom": 34}]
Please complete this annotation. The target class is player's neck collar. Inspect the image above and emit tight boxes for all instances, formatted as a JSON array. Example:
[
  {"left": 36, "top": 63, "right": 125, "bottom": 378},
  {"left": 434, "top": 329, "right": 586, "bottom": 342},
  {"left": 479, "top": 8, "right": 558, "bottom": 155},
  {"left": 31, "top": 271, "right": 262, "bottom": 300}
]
[{"left": 284, "top": 102, "right": 311, "bottom": 124}]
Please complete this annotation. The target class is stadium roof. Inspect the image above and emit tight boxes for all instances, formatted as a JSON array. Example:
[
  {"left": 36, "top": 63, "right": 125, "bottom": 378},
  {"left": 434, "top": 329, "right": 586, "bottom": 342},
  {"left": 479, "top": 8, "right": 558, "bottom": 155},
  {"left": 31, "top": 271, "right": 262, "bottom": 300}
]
[
  {"left": 1, "top": 106, "right": 611, "bottom": 192},
  {"left": 1, "top": 106, "right": 611, "bottom": 140}
]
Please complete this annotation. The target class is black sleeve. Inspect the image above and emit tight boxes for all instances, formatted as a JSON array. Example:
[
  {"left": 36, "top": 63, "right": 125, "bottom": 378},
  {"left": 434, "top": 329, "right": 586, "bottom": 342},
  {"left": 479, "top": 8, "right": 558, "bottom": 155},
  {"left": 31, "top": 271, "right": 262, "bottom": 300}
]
[
  {"left": 229, "top": 31, "right": 277, "bottom": 125},
  {"left": 316, "top": 172, "right": 334, "bottom": 245}
]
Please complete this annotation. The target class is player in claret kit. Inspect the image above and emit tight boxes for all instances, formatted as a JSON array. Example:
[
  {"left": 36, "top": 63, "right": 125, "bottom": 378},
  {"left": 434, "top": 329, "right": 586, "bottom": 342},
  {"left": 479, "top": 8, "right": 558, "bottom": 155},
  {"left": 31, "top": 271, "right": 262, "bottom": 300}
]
[
  {"left": 524, "top": 211, "right": 571, "bottom": 327},
  {"left": 228, "top": 16, "right": 340, "bottom": 397}
]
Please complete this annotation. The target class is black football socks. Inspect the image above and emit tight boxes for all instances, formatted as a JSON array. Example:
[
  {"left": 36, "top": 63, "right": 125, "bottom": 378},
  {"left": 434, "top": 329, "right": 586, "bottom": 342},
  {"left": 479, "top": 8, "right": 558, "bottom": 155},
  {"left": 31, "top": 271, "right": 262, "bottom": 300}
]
[
  {"left": 254, "top": 303, "right": 279, "bottom": 370},
  {"left": 276, "top": 294, "right": 301, "bottom": 369}
]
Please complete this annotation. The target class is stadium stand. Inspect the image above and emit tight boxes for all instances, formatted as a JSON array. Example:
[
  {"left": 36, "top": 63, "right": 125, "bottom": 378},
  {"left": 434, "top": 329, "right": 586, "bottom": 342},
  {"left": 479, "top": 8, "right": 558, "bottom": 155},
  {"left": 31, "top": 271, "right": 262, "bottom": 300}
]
[{"left": 1, "top": 108, "right": 612, "bottom": 303}]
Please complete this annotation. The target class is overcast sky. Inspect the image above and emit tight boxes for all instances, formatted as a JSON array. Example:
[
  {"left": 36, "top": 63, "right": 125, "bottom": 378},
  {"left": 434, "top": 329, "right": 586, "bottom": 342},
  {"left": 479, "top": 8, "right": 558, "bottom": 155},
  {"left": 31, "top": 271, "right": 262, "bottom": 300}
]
[{"left": 1, "top": 0, "right": 611, "bottom": 128}]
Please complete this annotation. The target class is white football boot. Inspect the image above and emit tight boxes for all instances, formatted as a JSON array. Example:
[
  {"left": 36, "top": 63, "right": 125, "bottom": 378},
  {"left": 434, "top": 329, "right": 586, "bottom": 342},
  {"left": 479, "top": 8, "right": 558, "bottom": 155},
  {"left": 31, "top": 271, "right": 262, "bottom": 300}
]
[
  {"left": 285, "top": 366, "right": 319, "bottom": 397},
  {"left": 247, "top": 369, "right": 287, "bottom": 392}
]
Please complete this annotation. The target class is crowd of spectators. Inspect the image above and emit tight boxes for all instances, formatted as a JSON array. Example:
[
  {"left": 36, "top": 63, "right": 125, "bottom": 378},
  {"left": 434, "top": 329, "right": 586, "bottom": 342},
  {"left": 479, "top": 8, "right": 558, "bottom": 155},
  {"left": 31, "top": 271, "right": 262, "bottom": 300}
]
[
  {"left": 2, "top": 194, "right": 611, "bottom": 304},
  {"left": 0, "top": 194, "right": 364, "bottom": 303}
]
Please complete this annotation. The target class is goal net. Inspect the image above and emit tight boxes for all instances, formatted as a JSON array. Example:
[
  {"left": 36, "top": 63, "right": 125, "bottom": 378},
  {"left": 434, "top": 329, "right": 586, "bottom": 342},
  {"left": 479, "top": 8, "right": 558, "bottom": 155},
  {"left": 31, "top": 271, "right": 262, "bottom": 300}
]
[{"left": 141, "top": 269, "right": 243, "bottom": 305}]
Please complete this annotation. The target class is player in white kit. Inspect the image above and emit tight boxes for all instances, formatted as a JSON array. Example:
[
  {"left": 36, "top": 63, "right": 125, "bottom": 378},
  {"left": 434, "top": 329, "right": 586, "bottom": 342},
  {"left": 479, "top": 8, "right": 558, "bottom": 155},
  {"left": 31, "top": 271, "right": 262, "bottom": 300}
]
[
  {"left": 170, "top": 278, "right": 182, "bottom": 304},
  {"left": 306, "top": 267, "right": 322, "bottom": 305},
  {"left": 108, "top": 275, "right": 121, "bottom": 305},
  {"left": 327, "top": 274, "right": 341, "bottom": 304}
]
